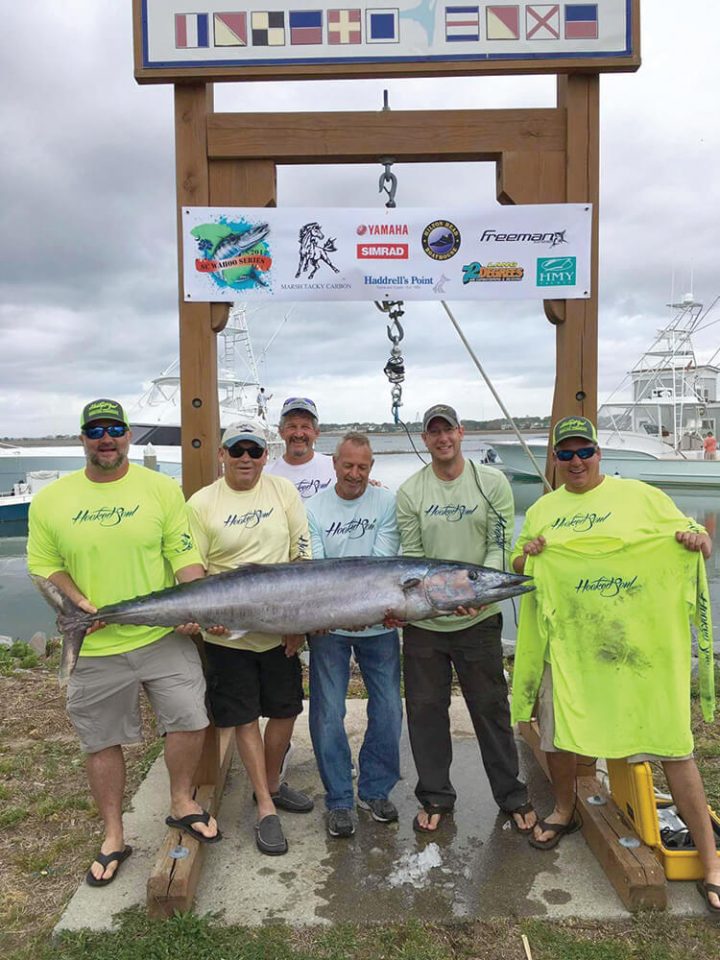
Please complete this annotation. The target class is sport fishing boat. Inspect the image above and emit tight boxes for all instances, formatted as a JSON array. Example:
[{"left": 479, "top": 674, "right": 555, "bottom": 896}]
[
  {"left": 0, "top": 304, "right": 284, "bottom": 530},
  {"left": 494, "top": 294, "right": 720, "bottom": 488}
]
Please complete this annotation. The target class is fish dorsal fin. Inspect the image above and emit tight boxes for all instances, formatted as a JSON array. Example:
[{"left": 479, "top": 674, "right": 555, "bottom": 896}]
[{"left": 400, "top": 576, "right": 422, "bottom": 592}]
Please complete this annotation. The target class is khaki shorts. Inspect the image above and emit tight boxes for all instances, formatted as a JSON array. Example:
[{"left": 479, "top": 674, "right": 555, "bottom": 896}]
[
  {"left": 536, "top": 664, "right": 692, "bottom": 761},
  {"left": 66, "top": 632, "right": 209, "bottom": 754}
]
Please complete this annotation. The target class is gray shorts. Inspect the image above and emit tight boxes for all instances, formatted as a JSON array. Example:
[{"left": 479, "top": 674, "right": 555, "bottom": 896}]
[
  {"left": 66, "top": 632, "right": 209, "bottom": 754},
  {"left": 536, "top": 664, "right": 692, "bottom": 762}
]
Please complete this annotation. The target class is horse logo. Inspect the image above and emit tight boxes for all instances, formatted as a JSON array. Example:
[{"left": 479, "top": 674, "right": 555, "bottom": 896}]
[{"left": 295, "top": 222, "right": 340, "bottom": 279}]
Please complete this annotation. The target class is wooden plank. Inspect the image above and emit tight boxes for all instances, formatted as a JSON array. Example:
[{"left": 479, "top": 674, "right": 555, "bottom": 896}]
[
  {"left": 174, "top": 83, "right": 220, "bottom": 498},
  {"left": 207, "top": 109, "right": 565, "bottom": 164},
  {"left": 147, "top": 784, "right": 218, "bottom": 918},
  {"left": 576, "top": 776, "right": 667, "bottom": 912}
]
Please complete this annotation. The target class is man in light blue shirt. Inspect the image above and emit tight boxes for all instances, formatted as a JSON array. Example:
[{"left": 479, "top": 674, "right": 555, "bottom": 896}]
[{"left": 306, "top": 432, "right": 402, "bottom": 839}]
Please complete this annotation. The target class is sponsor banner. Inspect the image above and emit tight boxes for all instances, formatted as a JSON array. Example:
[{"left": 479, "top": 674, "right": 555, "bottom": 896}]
[
  {"left": 137, "top": 1, "right": 636, "bottom": 79},
  {"left": 182, "top": 204, "right": 592, "bottom": 301}
]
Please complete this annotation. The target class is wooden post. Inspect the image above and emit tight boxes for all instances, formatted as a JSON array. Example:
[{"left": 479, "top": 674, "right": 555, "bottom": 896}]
[{"left": 174, "top": 83, "right": 221, "bottom": 498}]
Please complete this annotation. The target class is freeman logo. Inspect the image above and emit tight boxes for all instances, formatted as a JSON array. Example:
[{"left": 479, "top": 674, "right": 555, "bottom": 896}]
[
  {"left": 462, "top": 261, "right": 524, "bottom": 283},
  {"left": 536, "top": 257, "right": 577, "bottom": 287},
  {"left": 480, "top": 228, "right": 568, "bottom": 247}
]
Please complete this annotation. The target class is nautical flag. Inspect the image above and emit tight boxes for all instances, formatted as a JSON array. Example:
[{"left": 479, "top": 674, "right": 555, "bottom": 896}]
[
  {"left": 366, "top": 8, "right": 399, "bottom": 43},
  {"left": 213, "top": 12, "right": 247, "bottom": 47},
  {"left": 289, "top": 10, "right": 323, "bottom": 45},
  {"left": 526, "top": 4, "right": 560, "bottom": 40},
  {"left": 328, "top": 8, "right": 362, "bottom": 44},
  {"left": 175, "top": 13, "right": 210, "bottom": 49},
  {"left": 486, "top": 5, "right": 520, "bottom": 40},
  {"left": 251, "top": 11, "right": 286, "bottom": 46},
  {"left": 445, "top": 6, "right": 480, "bottom": 43},
  {"left": 564, "top": 4, "right": 598, "bottom": 40}
]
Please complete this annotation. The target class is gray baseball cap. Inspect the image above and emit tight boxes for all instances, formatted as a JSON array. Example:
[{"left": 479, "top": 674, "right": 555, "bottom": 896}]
[
  {"left": 280, "top": 397, "right": 318, "bottom": 419},
  {"left": 422, "top": 404, "right": 460, "bottom": 431}
]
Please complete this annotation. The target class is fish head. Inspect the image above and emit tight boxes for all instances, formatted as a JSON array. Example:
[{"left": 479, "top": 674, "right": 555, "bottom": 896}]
[{"left": 423, "top": 563, "right": 534, "bottom": 612}]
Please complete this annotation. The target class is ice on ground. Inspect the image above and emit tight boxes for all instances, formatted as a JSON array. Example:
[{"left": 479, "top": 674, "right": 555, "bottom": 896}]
[{"left": 387, "top": 843, "right": 442, "bottom": 888}]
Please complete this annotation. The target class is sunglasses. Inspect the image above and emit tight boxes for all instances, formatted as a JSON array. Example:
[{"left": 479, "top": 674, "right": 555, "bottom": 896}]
[
  {"left": 555, "top": 446, "right": 597, "bottom": 462},
  {"left": 227, "top": 443, "right": 265, "bottom": 459},
  {"left": 283, "top": 396, "right": 315, "bottom": 406},
  {"left": 83, "top": 424, "right": 128, "bottom": 439}
]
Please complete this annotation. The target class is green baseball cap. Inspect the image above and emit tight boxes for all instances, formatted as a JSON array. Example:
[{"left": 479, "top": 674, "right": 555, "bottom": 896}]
[
  {"left": 552, "top": 416, "right": 598, "bottom": 447},
  {"left": 80, "top": 398, "right": 129, "bottom": 429}
]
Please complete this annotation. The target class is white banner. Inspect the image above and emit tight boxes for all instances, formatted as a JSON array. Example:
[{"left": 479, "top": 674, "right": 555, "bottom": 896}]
[{"left": 182, "top": 204, "right": 592, "bottom": 302}]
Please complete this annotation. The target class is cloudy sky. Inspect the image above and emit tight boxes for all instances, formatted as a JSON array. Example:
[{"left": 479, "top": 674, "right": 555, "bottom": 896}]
[{"left": 1, "top": 1, "right": 719, "bottom": 437}]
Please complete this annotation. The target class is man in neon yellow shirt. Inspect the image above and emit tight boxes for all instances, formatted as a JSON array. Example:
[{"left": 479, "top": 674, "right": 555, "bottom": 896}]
[
  {"left": 512, "top": 416, "right": 720, "bottom": 912},
  {"left": 396, "top": 403, "right": 536, "bottom": 835},
  {"left": 188, "top": 419, "right": 313, "bottom": 856},
  {"left": 27, "top": 399, "right": 220, "bottom": 887}
]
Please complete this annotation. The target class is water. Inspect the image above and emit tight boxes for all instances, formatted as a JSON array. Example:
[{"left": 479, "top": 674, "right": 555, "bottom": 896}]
[{"left": 2, "top": 442, "right": 719, "bottom": 644}]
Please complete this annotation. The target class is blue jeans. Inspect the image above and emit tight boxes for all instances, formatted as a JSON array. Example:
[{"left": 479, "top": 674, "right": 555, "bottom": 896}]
[{"left": 309, "top": 630, "right": 402, "bottom": 811}]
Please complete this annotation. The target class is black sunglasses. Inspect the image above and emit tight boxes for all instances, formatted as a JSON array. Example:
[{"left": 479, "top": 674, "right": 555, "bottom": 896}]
[
  {"left": 83, "top": 424, "right": 128, "bottom": 439},
  {"left": 555, "top": 446, "right": 597, "bottom": 462},
  {"left": 227, "top": 443, "right": 265, "bottom": 459}
]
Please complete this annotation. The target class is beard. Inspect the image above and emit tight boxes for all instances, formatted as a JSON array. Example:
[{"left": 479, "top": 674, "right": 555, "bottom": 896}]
[{"left": 90, "top": 450, "right": 127, "bottom": 472}]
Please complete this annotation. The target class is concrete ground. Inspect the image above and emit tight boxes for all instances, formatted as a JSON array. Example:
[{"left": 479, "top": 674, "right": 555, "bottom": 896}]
[{"left": 56, "top": 698, "right": 709, "bottom": 932}]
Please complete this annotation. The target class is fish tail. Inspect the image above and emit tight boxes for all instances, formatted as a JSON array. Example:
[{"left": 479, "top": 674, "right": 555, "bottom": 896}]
[{"left": 29, "top": 575, "right": 92, "bottom": 686}]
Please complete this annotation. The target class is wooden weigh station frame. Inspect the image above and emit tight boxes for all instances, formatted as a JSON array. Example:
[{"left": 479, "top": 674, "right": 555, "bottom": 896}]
[{"left": 131, "top": 0, "right": 677, "bottom": 918}]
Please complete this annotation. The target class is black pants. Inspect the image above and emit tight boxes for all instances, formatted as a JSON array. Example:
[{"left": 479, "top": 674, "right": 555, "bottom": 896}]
[{"left": 403, "top": 615, "right": 528, "bottom": 813}]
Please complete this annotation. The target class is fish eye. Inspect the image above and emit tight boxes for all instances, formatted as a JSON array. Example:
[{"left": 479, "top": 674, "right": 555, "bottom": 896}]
[{"left": 468, "top": 571, "right": 478, "bottom": 581}]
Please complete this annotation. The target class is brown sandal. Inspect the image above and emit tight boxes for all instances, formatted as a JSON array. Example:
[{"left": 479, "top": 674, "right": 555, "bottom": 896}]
[
  {"left": 507, "top": 802, "right": 537, "bottom": 835},
  {"left": 528, "top": 817, "right": 580, "bottom": 850}
]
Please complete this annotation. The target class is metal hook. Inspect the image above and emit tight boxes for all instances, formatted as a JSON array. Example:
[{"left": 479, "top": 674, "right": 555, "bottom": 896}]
[
  {"left": 378, "top": 161, "right": 397, "bottom": 209},
  {"left": 387, "top": 318, "right": 404, "bottom": 345}
]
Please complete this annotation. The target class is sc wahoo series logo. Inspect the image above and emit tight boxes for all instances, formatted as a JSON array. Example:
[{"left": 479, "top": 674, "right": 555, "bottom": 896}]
[
  {"left": 536, "top": 256, "right": 577, "bottom": 287},
  {"left": 422, "top": 220, "right": 461, "bottom": 261}
]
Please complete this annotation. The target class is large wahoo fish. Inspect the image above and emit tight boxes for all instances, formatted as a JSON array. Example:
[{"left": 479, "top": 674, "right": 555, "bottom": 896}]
[{"left": 31, "top": 556, "right": 533, "bottom": 683}]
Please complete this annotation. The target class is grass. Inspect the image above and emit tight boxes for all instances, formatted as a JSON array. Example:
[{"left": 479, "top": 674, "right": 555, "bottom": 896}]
[{"left": 2, "top": 653, "right": 720, "bottom": 960}]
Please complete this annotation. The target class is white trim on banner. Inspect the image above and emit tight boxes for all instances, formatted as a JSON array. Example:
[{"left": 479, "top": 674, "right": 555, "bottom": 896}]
[{"left": 182, "top": 204, "right": 592, "bottom": 302}]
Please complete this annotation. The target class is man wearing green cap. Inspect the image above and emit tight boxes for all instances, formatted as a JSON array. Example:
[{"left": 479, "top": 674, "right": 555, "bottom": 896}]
[
  {"left": 511, "top": 416, "right": 720, "bottom": 912},
  {"left": 28, "top": 399, "right": 220, "bottom": 887}
]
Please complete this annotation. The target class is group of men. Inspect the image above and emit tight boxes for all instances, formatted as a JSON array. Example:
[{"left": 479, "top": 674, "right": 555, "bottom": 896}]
[{"left": 27, "top": 397, "right": 720, "bottom": 912}]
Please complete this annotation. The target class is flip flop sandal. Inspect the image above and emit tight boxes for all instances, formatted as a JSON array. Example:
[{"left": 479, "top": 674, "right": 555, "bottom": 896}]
[
  {"left": 412, "top": 806, "right": 451, "bottom": 834},
  {"left": 506, "top": 802, "right": 537, "bottom": 835},
  {"left": 696, "top": 879, "right": 720, "bottom": 914},
  {"left": 85, "top": 845, "right": 132, "bottom": 886},
  {"left": 528, "top": 817, "right": 580, "bottom": 850},
  {"left": 165, "top": 809, "right": 222, "bottom": 844}
]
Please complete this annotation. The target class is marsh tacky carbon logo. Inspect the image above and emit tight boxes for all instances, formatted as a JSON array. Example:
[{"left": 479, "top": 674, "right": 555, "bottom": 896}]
[
  {"left": 296, "top": 221, "right": 340, "bottom": 279},
  {"left": 536, "top": 257, "right": 577, "bottom": 287},
  {"left": 462, "top": 261, "right": 524, "bottom": 283},
  {"left": 422, "top": 220, "right": 461, "bottom": 261}
]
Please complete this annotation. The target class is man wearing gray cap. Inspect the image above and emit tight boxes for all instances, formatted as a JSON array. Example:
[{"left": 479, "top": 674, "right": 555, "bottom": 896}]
[
  {"left": 266, "top": 397, "right": 335, "bottom": 500},
  {"left": 187, "top": 419, "right": 314, "bottom": 856},
  {"left": 396, "top": 404, "right": 536, "bottom": 834},
  {"left": 28, "top": 398, "right": 220, "bottom": 887}
]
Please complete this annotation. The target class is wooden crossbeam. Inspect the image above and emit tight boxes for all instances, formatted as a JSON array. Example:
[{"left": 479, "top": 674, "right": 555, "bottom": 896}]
[{"left": 207, "top": 109, "right": 565, "bottom": 164}]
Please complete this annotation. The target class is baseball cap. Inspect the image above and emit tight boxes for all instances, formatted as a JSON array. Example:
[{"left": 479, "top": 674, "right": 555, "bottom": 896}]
[
  {"left": 552, "top": 416, "right": 598, "bottom": 447},
  {"left": 280, "top": 397, "right": 318, "bottom": 420},
  {"left": 80, "top": 399, "right": 129, "bottom": 429},
  {"left": 422, "top": 404, "right": 460, "bottom": 432},
  {"left": 221, "top": 420, "right": 268, "bottom": 449}
]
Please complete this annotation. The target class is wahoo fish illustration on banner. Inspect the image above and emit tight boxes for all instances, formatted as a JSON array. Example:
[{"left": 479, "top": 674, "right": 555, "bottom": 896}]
[{"left": 182, "top": 204, "right": 592, "bottom": 302}]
